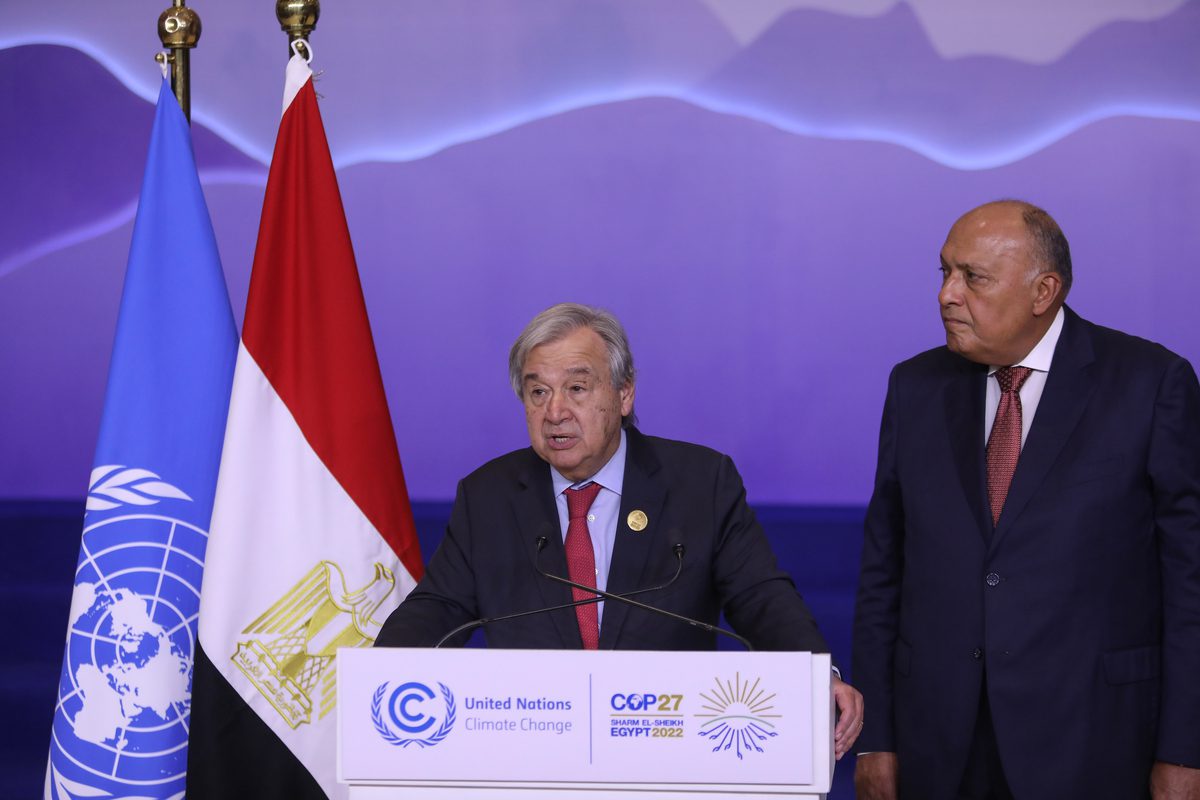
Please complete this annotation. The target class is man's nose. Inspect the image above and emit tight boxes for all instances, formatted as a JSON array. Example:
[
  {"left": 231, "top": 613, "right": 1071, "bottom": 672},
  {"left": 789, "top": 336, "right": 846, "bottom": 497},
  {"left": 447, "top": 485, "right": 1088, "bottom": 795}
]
[
  {"left": 939, "top": 273, "right": 961, "bottom": 306},
  {"left": 544, "top": 391, "right": 570, "bottom": 421}
]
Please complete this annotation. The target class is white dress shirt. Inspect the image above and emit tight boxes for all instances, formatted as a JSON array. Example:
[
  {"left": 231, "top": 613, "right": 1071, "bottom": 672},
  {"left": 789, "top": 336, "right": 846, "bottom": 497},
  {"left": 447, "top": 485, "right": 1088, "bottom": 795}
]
[{"left": 984, "top": 307, "right": 1065, "bottom": 448}]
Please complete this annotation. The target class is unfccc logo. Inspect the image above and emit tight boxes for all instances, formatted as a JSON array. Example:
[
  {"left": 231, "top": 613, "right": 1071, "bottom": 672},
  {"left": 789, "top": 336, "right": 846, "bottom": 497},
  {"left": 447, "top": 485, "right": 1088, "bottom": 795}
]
[{"left": 371, "top": 681, "right": 456, "bottom": 748}]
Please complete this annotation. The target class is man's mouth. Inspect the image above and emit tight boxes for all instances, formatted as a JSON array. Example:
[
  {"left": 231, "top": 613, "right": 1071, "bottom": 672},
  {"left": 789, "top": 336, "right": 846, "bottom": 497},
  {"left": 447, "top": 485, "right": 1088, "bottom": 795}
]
[{"left": 547, "top": 434, "right": 575, "bottom": 449}]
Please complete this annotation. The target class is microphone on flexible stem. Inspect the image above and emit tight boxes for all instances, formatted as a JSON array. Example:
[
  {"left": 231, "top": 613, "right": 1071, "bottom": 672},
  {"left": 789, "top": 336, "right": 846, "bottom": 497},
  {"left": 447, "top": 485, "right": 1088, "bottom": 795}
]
[
  {"left": 533, "top": 536, "right": 754, "bottom": 651},
  {"left": 434, "top": 539, "right": 686, "bottom": 648}
]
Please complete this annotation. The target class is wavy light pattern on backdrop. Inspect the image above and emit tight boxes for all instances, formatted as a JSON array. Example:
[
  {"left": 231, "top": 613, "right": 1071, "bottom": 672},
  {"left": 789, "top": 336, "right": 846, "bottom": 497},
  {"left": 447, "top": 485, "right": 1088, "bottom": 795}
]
[{"left": 2, "top": 0, "right": 1198, "bottom": 504}]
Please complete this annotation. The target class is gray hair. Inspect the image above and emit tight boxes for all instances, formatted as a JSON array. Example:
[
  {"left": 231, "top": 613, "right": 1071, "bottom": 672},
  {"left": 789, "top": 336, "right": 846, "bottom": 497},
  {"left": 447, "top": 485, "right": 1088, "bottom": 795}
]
[
  {"left": 987, "top": 199, "right": 1073, "bottom": 297},
  {"left": 509, "top": 303, "right": 637, "bottom": 427},
  {"left": 1020, "top": 204, "right": 1073, "bottom": 297}
]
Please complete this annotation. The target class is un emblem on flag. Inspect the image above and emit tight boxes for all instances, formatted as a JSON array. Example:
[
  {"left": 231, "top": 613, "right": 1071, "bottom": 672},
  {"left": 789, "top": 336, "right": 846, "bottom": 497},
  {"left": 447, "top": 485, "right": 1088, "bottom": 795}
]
[{"left": 48, "top": 468, "right": 204, "bottom": 800}]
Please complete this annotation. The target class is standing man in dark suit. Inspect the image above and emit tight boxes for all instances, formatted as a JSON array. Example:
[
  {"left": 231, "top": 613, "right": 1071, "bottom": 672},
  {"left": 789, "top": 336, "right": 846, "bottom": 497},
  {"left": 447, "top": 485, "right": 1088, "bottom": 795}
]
[
  {"left": 376, "top": 302, "right": 864, "bottom": 759},
  {"left": 853, "top": 200, "right": 1200, "bottom": 799}
]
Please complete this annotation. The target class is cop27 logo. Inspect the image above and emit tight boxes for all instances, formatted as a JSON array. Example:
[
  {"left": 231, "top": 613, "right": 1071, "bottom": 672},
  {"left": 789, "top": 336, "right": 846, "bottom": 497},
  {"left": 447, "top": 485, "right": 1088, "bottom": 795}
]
[
  {"left": 371, "top": 681, "right": 456, "bottom": 747},
  {"left": 694, "top": 673, "right": 781, "bottom": 760}
]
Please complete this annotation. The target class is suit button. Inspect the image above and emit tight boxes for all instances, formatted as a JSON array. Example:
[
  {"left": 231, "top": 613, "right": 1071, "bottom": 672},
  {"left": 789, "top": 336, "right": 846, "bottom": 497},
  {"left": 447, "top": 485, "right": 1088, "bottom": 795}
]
[
  {"left": 985, "top": 572, "right": 1000, "bottom": 587},
  {"left": 972, "top": 648, "right": 983, "bottom": 660}
]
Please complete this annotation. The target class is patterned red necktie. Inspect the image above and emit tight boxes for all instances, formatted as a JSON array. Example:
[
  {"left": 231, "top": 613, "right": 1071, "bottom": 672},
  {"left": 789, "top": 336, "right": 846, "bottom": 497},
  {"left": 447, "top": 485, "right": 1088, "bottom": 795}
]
[
  {"left": 987, "top": 366, "right": 1033, "bottom": 526},
  {"left": 564, "top": 483, "right": 603, "bottom": 649}
]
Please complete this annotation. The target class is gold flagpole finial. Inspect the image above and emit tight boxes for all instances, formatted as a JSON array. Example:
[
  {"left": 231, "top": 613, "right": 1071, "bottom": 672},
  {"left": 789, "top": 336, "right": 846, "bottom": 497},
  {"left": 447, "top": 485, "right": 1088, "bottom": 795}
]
[
  {"left": 276, "top": 0, "right": 321, "bottom": 61},
  {"left": 156, "top": 1, "right": 201, "bottom": 122}
]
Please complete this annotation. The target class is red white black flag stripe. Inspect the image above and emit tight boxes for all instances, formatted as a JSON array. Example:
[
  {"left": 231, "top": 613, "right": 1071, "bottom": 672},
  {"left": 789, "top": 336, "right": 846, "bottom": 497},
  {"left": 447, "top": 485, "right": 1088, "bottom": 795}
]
[{"left": 187, "top": 49, "right": 422, "bottom": 799}]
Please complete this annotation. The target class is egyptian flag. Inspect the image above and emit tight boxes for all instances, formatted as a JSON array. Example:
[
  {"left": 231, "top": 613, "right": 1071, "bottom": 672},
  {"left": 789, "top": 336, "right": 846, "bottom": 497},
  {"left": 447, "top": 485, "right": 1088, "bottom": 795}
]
[{"left": 187, "top": 46, "right": 423, "bottom": 799}]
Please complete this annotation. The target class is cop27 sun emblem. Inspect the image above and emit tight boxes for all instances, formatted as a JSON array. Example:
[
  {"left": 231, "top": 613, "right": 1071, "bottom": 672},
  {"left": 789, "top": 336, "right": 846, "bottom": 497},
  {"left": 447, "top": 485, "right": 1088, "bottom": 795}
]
[
  {"left": 371, "top": 681, "right": 456, "bottom": 747},
  {"left": 694, "top": 673, "right": 781, "bottom": 759}
]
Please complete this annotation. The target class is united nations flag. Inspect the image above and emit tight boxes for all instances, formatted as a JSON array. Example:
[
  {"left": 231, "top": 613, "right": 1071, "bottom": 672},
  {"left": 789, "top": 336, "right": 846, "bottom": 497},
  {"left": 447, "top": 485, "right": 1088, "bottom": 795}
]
[{"left": 44, "top": 77, "right": 237, "bottom": 800}]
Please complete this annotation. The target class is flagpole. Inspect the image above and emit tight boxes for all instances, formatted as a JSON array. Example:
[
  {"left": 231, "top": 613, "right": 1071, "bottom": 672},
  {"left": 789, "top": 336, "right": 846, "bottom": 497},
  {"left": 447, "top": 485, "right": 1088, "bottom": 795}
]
[
  {"left": 155, "top": 0, "right": 201, "bottom": 122},
  {"left": 276, "top": 0, "right": 321, "bottom": 60}
]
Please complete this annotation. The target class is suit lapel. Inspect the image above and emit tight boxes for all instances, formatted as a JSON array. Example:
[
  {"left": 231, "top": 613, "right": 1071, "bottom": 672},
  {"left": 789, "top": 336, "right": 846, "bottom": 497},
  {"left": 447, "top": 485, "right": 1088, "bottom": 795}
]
[
  {"left": 599, "top": 428, "right": 667, "bottom": 649},
  {"left": 990, "top": 307, "right": 1096, "bottom": 553},
  {"left": 511, "top": 451, "right": 580, "bottom": 648},
  {"left": 945, "top": 360, "right": 991, "bottom": 542}
]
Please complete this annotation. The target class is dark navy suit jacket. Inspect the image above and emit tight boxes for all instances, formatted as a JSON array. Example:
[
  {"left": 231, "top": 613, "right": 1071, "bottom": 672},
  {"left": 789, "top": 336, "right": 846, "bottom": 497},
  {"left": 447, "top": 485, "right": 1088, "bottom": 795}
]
[
  {"left": 377, "top": 427, "right": 829, "bottom": 652},
  {"left": 853, "top": 307, "right": 1200, "bottom": 799}
]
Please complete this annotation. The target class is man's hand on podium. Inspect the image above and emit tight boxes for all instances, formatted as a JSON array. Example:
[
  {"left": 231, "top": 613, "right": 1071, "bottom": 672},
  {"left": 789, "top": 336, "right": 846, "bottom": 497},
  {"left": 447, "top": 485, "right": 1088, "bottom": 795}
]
[{"left": 832, "top": 676, "right": 864, "bottom": 760}]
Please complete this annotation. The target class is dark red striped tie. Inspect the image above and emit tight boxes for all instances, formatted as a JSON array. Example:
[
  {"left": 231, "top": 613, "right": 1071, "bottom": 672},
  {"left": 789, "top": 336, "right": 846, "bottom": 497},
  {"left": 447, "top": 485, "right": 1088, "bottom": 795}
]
[
  {"left": 987, "top": 366, "right": 1033, "bottom": 525},
  {"left": 564, "top": 483, "right": 603, "bottom": 649}
]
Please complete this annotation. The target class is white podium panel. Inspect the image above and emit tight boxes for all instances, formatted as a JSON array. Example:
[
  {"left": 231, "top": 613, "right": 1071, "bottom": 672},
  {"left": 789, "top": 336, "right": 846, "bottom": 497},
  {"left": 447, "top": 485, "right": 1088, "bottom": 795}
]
[{"left": 338, "top": 648, "right": 833, "bottom": 798}]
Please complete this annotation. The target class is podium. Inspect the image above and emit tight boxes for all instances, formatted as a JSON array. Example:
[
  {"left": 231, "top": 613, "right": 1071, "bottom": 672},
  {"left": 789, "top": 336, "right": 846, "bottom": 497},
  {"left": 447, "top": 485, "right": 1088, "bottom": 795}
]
[{"left": 338, "top": 648, "right": 834, "bottom": 798}]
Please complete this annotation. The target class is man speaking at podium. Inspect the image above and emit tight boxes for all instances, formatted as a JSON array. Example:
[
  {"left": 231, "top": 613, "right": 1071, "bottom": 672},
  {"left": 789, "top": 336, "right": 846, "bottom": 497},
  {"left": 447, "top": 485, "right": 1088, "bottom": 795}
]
[{"left": 376, "top": 302, "right": 864, "bottom": 758}]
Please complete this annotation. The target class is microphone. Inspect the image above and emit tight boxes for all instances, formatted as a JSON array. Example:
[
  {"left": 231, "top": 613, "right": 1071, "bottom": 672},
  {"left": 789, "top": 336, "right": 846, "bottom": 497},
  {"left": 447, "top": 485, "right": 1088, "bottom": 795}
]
[
  {"left": 533, "top": 536, "right": 754, "bottom": 651},
  {"left": 434, "top": 540, "right": 686, "bottom": 648}
]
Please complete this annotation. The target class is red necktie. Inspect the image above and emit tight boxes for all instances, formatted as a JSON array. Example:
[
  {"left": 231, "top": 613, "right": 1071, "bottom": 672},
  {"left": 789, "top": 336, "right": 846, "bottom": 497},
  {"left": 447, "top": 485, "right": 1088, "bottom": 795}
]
[
  {"left": 987, "top": 366, "right": 1033, "bottom": 525},
  {"left": 564, "top": 483, "right": 603, "bottom": 649}
]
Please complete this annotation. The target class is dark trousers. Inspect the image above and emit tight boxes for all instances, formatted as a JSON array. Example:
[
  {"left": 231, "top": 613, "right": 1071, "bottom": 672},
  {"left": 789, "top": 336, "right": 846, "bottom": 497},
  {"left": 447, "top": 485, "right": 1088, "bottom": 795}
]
[{"left": 957, "top": 678, "right": 1014, "bottom": 800}]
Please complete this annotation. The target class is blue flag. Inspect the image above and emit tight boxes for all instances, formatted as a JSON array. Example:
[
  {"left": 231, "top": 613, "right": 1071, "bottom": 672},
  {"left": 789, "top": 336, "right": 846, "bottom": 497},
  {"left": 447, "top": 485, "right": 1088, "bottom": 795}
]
[{"left": 46, "top": 80, "right": 237, "bottom": 800}]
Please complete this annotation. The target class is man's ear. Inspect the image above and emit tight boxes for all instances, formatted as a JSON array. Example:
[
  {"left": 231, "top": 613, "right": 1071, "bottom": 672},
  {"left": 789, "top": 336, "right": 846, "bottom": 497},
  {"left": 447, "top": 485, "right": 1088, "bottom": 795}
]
[
  {"left": 619, "top": 382, "right": 635, "bottom": 417},
  {"left": 1032, "top": 270, "right": 1063, "bottom": 316}
]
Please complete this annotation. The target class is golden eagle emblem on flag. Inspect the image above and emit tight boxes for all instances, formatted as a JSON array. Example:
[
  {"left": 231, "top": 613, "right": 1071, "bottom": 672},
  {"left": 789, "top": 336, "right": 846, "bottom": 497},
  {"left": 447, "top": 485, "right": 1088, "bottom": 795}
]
[{"left": 231, "top": 561, "right": 397, "bottom": 728}]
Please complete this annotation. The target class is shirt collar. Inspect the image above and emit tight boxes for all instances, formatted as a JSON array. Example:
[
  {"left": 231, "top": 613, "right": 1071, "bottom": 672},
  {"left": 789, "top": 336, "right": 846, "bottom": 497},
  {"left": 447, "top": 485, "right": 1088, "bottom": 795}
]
[
  {"left": 550, "top": 428, "right": 627, "bottom": 495},
  {"left": 989, "top": 305, "right": 1065, "bottom": 376}
]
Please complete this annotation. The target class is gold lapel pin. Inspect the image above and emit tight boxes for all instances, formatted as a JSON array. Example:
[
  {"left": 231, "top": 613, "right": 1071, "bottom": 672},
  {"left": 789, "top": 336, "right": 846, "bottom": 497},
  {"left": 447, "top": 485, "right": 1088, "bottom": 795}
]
[{"left": 626, "top": 510, "right": 648, "bottom": 532}]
